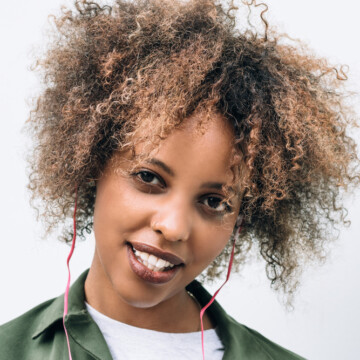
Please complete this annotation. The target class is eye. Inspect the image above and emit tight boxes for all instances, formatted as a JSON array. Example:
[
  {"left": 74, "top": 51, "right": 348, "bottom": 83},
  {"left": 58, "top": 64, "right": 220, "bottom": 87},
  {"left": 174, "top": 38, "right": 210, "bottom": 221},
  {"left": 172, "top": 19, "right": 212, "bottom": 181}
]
[
  {"left": 201, "top": 196, "right": 232, "bottom": 214},
  {"left": 133, "top": 170, "right": 165, "bottom": 188}
]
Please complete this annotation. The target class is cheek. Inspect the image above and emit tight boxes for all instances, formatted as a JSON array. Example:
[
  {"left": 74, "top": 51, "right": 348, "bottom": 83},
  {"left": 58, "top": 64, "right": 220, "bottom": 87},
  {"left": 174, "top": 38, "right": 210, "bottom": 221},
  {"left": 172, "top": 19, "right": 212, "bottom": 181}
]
[
  {"left": 190, "top": 224, "right": 234, "bottom": 268},
  {"left": 94, "top": 178, "right": 147, "bottom": 235}
]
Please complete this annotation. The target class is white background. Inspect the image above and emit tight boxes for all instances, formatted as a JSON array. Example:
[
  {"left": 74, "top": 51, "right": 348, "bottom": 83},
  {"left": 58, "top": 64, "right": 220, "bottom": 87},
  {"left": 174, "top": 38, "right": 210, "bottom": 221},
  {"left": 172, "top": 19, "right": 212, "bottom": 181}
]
[{"left": 0, "top": 1, "right": 359, "bottom": 359}]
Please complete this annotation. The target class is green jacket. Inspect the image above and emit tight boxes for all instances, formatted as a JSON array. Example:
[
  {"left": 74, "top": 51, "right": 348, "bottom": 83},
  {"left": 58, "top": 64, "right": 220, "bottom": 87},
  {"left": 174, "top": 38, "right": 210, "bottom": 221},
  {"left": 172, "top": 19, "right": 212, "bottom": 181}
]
[{"left": 0, "top": 270, "right": 305, "bottom": 359}]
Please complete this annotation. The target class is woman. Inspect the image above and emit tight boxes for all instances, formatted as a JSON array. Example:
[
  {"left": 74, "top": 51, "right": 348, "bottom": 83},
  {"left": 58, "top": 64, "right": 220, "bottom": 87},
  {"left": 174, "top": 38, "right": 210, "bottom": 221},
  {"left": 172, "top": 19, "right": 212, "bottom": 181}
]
[{"left": 0, "top": 0, "right": 358, "bottom": 359}]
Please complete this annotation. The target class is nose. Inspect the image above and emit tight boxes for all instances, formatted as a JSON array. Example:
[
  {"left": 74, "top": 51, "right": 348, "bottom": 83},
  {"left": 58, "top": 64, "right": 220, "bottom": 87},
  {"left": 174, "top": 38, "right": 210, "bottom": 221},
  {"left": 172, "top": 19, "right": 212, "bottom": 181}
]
[{"left": 150, "top": 198, "right": 192, "bottom": 242}]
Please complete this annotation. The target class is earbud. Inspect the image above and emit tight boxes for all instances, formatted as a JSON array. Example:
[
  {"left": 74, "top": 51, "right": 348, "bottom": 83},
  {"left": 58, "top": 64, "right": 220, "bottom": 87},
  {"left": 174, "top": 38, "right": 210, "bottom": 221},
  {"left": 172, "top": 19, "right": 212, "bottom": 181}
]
[{"left": 235, "top": 214, "right": 244, "bottom": 229}]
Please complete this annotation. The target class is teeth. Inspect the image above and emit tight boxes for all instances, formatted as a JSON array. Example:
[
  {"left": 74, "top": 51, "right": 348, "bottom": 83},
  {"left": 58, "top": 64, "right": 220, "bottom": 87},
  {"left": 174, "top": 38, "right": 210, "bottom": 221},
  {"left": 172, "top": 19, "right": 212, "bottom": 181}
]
[
  {"left": 139, "top": 252, "right": 149, "bottom": 262},
  {"left": 133, "top": 248, "right": 175, "bottom": 272},
  {"left": 148, "top": 255, "right": 158, "bottom": 266},
  {"left": 156, "top": 258, "right": 166, "bottom": 268}
]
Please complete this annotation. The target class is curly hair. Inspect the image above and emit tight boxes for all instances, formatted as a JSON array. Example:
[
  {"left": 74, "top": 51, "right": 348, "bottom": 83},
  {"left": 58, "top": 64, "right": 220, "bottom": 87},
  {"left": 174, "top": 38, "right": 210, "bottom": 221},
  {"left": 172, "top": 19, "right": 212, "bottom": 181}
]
[{"left": 26, "top": 0, "right": 359, "bottom": 303}]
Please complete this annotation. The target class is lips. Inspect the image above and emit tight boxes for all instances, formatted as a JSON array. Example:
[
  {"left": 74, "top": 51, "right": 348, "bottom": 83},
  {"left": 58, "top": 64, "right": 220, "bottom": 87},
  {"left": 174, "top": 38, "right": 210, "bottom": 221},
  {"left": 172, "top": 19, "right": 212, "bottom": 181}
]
[{"left": 126, "top": 243, "right": 184, "bottom": 284}]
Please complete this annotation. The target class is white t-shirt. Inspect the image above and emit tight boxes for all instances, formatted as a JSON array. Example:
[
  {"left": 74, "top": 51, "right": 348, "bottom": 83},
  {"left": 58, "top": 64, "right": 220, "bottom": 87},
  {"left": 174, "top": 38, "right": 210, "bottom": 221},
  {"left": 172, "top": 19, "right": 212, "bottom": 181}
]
[{"left": 85, "top": 302, "right": 225, "bottom": 360}]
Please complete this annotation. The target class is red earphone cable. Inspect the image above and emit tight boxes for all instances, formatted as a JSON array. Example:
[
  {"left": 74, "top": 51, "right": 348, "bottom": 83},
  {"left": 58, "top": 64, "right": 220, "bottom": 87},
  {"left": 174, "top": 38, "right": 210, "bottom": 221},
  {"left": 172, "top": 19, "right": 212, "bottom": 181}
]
[
  {"left": 199, "top": 221, "right": 243, "bottom": 360},
  {"left": 62, "top": 188, "right": 78, "bottom": 360}
]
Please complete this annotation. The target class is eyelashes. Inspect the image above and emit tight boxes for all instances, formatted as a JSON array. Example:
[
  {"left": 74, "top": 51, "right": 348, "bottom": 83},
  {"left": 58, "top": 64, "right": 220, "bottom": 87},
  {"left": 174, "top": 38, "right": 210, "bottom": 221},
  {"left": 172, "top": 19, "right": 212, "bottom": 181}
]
[
  {"left": 135, "top": 170, "right": 165, "bottom": 187},
  {"left": 201, "top": 196, "right": 232, "bottom": 213},
  {"left": 131, "top": 169, "right": 233, "bottom": 216}
]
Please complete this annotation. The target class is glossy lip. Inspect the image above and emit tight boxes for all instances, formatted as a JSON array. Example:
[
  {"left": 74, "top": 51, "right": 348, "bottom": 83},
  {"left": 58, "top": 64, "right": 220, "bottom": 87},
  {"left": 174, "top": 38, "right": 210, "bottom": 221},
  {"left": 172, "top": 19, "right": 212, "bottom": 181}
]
[
  {"left": 126, "top": 243, "right": 183, "bottom": 284},
  {"left": 130, "top": 242, "right": 185, "bottom": 266}
]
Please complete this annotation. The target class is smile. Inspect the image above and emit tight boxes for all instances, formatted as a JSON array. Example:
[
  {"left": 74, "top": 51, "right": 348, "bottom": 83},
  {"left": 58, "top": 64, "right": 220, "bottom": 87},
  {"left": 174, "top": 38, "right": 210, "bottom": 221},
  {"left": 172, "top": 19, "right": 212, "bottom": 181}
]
[
  {"left": 126, "top": 243, "right": 184, "bottom": 284},
  {"left": 133, "top": 248, "right": 175, "bottom": 272}
]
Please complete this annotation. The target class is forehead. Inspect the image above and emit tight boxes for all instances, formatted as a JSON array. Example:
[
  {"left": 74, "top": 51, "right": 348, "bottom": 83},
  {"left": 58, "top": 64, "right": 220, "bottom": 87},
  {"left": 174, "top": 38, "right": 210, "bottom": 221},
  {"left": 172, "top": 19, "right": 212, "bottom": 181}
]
[
  {"left": 151, "top": 112, "right": 234, "bottom": 161},
  {"left": 109, "top": 111, "right": 240, "bottom": 186},
  {"left": 139, "top": 112, "right": 237, "bottom": 182}
]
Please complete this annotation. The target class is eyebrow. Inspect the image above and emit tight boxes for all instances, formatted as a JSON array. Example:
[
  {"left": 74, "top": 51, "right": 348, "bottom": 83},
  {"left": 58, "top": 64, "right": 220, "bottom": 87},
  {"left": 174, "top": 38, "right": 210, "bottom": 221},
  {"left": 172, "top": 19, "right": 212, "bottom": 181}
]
[
  {"left": 200, "top": 182, "right": 225, "bottom": 190},
  {"left": 146, "top": 158, "right": 175, "bottom": 177}
]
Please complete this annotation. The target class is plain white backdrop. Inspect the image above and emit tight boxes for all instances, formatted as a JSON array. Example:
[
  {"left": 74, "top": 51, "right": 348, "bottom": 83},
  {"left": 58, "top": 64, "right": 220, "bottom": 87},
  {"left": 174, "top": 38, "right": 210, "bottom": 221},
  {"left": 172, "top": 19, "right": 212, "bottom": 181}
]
[{"left": 0, "top": 1, "right": 359, "bottom": 359}]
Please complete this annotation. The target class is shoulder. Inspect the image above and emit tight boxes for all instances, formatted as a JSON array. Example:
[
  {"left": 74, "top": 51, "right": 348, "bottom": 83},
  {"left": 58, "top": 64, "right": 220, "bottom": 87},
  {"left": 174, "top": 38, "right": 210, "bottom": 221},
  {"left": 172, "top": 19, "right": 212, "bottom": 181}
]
[
  {"left": 225, "top": 314, "right": 306, "bottom": 360},
  {"left": 0, "top": 297, "right": 56, "bottom": 336},
  {"left": 188, "top": 280, "right": 306, "bottom": 359},
  {"left": 0, "top": 297, "right": 60, "bottom": 358}
]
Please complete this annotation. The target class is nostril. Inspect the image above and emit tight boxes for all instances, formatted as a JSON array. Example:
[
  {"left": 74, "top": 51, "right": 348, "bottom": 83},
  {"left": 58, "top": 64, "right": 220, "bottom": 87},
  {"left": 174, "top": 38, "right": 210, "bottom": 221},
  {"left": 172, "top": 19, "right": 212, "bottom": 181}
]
[
  {"left": 151, "top": 221, "right": 160, "bottom": 232},
  {"left": 150, "top": 216, "right": 191, "bottom": 242}
]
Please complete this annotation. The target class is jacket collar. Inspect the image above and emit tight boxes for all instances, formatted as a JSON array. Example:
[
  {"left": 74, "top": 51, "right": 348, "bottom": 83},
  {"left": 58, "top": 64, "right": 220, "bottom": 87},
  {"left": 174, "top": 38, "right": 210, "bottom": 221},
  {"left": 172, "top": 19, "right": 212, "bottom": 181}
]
[
  {"left": 31, "top": 269, "right": 89, "bottom": 339},
  {"left": 31, "top": 270, "right": 228, "bottom": 340},
  {"left": 186, "top": 280, "right": 272, "bottom": 359},
  {"left": 31, "top": 269, "right": 270, "bottom": 359},
  {"left": 32, "top": 270, "right": 114, "bottom": 360}
]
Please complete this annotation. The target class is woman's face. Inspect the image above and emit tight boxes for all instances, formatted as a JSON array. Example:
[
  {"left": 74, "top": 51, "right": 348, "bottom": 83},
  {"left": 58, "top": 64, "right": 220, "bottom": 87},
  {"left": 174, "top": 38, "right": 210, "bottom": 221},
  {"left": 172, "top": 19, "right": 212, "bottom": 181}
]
[{"left": 91, "top": 112, "right": 241, "bottom": 309}]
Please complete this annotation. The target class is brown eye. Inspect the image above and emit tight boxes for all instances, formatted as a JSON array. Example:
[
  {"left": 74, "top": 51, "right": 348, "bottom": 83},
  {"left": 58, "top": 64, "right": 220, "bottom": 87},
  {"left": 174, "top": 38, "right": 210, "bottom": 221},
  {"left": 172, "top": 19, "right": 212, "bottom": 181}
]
[
  {"left": 202, "top": 196, "right": 232, "bottom": 213},
  {"left": 134, "top": 170, "right": 165, "bottom": 187},
  {"left": 139, "top": 171, "right": 156, "bottom": 183}
]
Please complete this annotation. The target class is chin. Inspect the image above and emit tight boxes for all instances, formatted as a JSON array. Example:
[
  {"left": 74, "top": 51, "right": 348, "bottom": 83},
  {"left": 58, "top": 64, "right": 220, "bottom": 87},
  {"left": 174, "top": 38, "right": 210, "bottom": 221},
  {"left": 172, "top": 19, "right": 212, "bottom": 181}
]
[{"left": 116, "top": 289, "right": 166, "bottom": 309}]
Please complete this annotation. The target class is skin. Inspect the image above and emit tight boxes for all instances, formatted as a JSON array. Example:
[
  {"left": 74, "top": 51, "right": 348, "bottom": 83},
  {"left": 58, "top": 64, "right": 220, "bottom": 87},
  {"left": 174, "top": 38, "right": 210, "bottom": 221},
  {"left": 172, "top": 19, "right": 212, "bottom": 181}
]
[{"left": 84, "top": 111, "right": 241, "bottom": 333}]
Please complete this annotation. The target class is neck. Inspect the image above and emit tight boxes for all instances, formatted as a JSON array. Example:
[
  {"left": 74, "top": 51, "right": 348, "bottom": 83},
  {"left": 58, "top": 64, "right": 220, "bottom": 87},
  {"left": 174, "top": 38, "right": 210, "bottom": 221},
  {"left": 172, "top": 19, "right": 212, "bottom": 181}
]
[{"left": 84, "top": 256, "right": 211, "bottom": 333}]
